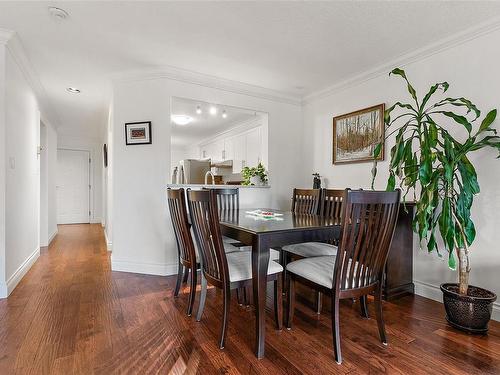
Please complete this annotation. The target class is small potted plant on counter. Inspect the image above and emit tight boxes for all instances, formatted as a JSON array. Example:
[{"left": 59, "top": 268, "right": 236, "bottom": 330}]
[
  {"left": 242, "top": 162, "right": 268, "bottom": 186},
  {"left": 372, "top": 68, "right": 499, "bottom": 333}
]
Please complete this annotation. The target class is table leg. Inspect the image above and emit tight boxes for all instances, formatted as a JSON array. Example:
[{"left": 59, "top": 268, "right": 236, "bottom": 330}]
[{"left": 252, "top": 234, "right": 269, "bottom": 359}]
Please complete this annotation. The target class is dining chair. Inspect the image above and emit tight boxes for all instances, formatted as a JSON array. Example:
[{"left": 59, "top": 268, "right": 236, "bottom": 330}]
[
  {"left": 167, "top": 188, "right": 198, "bottom": 316},
  {"left": 285, "top": 189, "right": 401, "bottom": 364},
  {"left": 208, "top": 187, "right": 252, "bottom": 305},
  {"left": 291, "top": 188, "right": 322, "bottom": 214},
  {"left": 187, "top": 189, "right": 283, "bottom": 349},
  {"left": 281, "top": 189, "right": 344, "bottom": 313}
]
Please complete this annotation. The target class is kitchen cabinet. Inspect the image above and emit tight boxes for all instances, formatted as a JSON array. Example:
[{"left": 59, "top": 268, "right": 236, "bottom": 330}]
[
  {"left": 245, "top": 126, "right": 261, "bottom": 167},
  {"left": 199, "top": 125, "right": 263, "bottom": 174}
]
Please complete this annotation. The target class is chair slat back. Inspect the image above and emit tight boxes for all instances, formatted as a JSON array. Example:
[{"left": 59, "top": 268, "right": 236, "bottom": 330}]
[
  {"left": 212, "top": 188, "right": 239, "bottom": 211},
  {"left": 291, "top": 188, "right": 321, "bottom": 215},
  {"left": 334, "top": 189, "right": 400, "bottom": 291},
  {"left": 167, "top": 188, "right": 196, "bottom": 266},
  {"left": 320, "top": 189, "right": 344, "bottom": 221},
  {"left": 187, "top": 189, "right": 229, "bottom": 288}
]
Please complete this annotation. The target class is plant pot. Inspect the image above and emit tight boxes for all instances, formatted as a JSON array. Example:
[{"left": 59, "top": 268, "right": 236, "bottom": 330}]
[
  {"left": 440, "top": 283, "right": 497, "bottom": 334},
  {"left": 250, "top": 176, "right": 262, "bottom": 186}
]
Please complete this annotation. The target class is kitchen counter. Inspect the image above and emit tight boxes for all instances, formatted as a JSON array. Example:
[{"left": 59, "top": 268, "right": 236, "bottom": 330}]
[
  {"left": 167, "top": 184, "right": 272, "bottom": 208},
  {"left": 167, "top": 184, "right": 270, "bottom": 189}
]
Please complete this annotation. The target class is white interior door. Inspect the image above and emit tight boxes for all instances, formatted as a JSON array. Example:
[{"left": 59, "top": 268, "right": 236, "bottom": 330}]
[{"left": 57, "top": 149, "right": 90, "bottom": 224}]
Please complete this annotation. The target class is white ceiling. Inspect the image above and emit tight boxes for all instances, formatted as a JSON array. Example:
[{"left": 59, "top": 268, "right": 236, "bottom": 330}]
[
  {"left": 171, "top": 97, "right": 259, "bottom": 148},
  {"left": 0, "top": 1, "right": 499, "bottom": 137}
]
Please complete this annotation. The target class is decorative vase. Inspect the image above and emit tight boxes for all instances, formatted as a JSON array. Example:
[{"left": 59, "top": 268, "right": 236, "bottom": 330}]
[
  {"left": 440, "top": 283, "right": 497, "bottom": 333},
  {"left": 250, "top": 176, "right": 262, "bottom": 186}
]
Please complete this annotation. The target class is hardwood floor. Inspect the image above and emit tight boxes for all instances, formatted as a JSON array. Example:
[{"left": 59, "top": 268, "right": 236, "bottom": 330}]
[{"left": 0, "top": 224, "right": 499, "bottom": 374}]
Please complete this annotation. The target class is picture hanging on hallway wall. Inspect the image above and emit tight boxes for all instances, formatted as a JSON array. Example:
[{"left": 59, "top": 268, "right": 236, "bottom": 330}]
[
  {"left": 125, "top": 121, "right": 152, "bottom": 145},
  {"left": 332, "top": 104, "right": 384, "bottom": 164}
]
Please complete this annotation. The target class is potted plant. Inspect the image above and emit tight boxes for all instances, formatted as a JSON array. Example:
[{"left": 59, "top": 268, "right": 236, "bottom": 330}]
[
  {"left": 372, "top": 68, "right": 499, "bottom": 333},
  {"left": 242, "top": 162, "right": 268, "bottom": 186}
]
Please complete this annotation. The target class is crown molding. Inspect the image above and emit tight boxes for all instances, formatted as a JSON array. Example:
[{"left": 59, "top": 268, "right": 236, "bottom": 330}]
[
  {"left": 111, "top": 65, "right": 302, "bottom": 107},
  {"left": 1, "top": 30, "right": 61, "bottom": 128},
  {"left": 302, "top": 16, "right": 500, "bottom": 104}
]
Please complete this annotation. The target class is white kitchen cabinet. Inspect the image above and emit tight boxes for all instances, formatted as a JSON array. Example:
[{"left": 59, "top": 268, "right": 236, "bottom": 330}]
[
  {"left": 198, "top": 125, "right": 263, "bottom": 173},
  {"left": 232, "top": 134, "right": 246, "bottom": 173},
  {"left": 224, "top": 138, "right": 234, "bottom": 161},
  {"left": 245, "top": 126, "right": 261, "bottom": 167}
]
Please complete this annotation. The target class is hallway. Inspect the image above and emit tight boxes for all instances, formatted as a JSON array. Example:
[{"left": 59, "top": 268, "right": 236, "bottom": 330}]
[{"left": 0, "top": 225, "right": 499, "bottom": 374}]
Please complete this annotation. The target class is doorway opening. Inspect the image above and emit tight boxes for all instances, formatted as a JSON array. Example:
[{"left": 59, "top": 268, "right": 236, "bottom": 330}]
[{"left": 57, "top": 149, "right": 91, "bottom": 224}]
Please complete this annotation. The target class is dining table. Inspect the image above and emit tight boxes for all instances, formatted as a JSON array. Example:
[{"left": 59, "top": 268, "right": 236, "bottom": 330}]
[{"left": 218, "top": 208, "right": 341, "bottom": 359}]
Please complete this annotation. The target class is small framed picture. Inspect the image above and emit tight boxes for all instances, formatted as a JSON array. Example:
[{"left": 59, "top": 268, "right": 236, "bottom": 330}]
[{"left": 125, "top": 121, "right": 152, "bottom": 145}]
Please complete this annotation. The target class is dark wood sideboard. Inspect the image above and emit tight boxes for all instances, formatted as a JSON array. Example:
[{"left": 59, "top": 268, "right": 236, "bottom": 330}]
[{"left": 383, "top": 202, "right": 415, "bottom": 300}]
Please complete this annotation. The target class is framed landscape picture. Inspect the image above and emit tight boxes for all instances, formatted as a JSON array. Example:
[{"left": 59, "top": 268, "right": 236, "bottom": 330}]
[
  {"left": 332, "top": 104, "right": 385, "bottom": 164},
  {"left": 125, "top": 121, "right": 152, "bottom": 145}
]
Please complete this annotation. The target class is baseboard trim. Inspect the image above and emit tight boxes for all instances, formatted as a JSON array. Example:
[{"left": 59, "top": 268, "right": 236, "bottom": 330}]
[
  {"left": 104, "top": 230, "right": 112, "bottom": 252},
  {"left": 1, "top": 247, "right": 41, "bottom": 298},
  {"left": 48, "top": 228, "right": 58, "bottom": 245},
  {"left": 111, "top": 256, "right": 178, "bottom": 276},
  {"left": 414, "top": 280, "right": 500, "bottom": 322}
]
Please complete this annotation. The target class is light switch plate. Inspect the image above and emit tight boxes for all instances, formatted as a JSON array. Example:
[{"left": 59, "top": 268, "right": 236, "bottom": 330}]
[{"left": 9, "top": 157, "right": 15, "bottom": 169}]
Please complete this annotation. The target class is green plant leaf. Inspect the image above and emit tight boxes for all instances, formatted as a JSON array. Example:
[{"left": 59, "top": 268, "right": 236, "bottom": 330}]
[
  {"left": 448, "top": 253, "right": 457, "bottom": 270},
  {"left": 390, "top": 68, "right": 418, "bottom": 105},
  {"left": 437, "top": 111, "right": 472, "bottom": 133},
  {"left": 478, "top": 109, "right": 497, "bottom": 133},
  {"left": 421, "top": 82, "right": 449, "bottom": 111},
  {"left": 373, "top": 143, "right": 383, "bottom": 158},
  {"left": 419, "top": 155, "right": 432, "bottom": 185},
  {"left": 386, "top": 172, "right": 396, "bottom": 191}
]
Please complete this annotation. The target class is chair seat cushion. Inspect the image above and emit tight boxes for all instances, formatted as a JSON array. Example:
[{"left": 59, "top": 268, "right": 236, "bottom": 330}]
[
  {"left": 269, "top": 248, "right": 280, "bottom": 261},
  {"left": 227, "top": 251, "right": 283, "bottom": 283},
  {"left": 286, "top": 256, "right": 335, "bottom": 289},
  {"left": 282, "top": 242, "right": 337, "bottom": 258},
  {"left": 224, "top": 243, "right": 245, "bottom": 253}
]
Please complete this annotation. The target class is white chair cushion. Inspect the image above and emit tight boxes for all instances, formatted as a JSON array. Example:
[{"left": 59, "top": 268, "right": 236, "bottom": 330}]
[
  {"left": 286, "top": 256, "right": 335, "bottom": 289},
  {"left": 224, "top": 243, "right": 244, "bottom": 253},
  {"left": 286, "top": 255, "right": 366, "bottom": 289},
  {"left": 282, "top": 242, "right": 337, "bottom": 258},
  {"left": 269, "top": 248, "right": 280, "bottom": 261},
  {"left": 227, "top": 251, "right": 283, "bottom": 283}
]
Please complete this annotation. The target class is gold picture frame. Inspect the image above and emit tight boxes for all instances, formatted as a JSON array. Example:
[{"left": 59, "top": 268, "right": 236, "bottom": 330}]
[{"left": 332, "top": 104, "right": 385, "bottom": 164}]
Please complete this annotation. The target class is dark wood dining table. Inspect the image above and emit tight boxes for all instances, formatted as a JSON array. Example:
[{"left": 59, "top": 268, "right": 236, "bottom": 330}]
[{"left": 218, "top": 208, "right": 341, "bottom": 359}]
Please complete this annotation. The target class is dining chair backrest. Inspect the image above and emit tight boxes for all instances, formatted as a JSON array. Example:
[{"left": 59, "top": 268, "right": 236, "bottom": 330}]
[
  {"left": 167, "top": 188, "right": 197, "bottom": 266},
  {"left": 291, "top": 188, "right": 321, "bottom": 215},
  {"left": 334, "top": 189, "right": 400, "bottom": 291},
  {"left": 187, "top": 189, "right": 228, "bottom": 289},
  {"left": 320, "top": 189, "right": 344, "bottom": 221},
  {"left": 212, "top": 188, "right": 239, "bottom": 211}
]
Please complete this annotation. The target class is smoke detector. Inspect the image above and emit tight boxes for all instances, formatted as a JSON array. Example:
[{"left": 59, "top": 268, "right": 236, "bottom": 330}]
[{"left": 48, "top": 7, "right": 69, "bottom": 20}]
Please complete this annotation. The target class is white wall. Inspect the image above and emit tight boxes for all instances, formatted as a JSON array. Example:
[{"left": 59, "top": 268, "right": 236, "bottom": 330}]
[
  {"left": 302, "top": 28, "right": 500, "bottom": 320},
  {"left": 47, "top": 123, "right": 57, "bottom": 241},
  {"left": 39, "top": 122, "right": 48, "bottom": 246},
  {"left": 57, "top": 134, "right": 103, "bottom": 224},
  {"left": 110, "top": 77, "right": 302, "bottom": 275},
  {"left": 3, "top": 48, "right": 41, "bottom": 296},
  {"left": 39, "top": 120, "right": 58, "bottom": 247},
  {"left": 0, "top": 44, "right": 6, "bottom": 296}
]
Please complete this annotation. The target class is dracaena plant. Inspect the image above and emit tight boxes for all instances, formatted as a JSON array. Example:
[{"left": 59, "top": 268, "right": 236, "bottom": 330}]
[{"left": 371, "top": 68, "right": 500, "bottom": 295}]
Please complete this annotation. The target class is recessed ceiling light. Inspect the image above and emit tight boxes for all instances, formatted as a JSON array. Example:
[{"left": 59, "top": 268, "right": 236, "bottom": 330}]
[
  {"left": 196, "top": 105, "right": 202, "bottom": 115},
  {"left": 209, "top": 106, "right": 217, "bottom": 115},
  {"left": 222, "top": 110, "right": 227, "bottom": 119},
  {"left": 48, "top": 7, "right": 69, "bottom": 20},
  {"left": 66, "top": 87, "right": 81, "bottom": 94},
  {"left": 171, "top": 115, "right": 193, "bottom": 126}
]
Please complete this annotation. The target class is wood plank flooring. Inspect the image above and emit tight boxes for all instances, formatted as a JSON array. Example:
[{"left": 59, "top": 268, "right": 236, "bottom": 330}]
[{"left": 0, "top": 224, "right": 499, "bottom": 374}]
